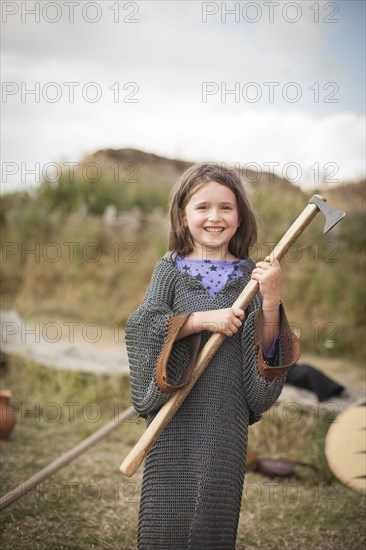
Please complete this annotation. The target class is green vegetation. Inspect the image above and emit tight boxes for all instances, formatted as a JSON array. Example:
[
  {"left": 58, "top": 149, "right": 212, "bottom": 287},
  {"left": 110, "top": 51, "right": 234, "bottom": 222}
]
[
  {"left": 1, "top": 356, "right": 365, "bottom": 550},
  {"left": 0, "top": 149, "right": 365, "bottom": 362}
]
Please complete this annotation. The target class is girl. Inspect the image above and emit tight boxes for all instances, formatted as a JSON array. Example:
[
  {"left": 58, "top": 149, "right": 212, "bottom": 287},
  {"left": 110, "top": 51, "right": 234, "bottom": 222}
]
[{"left": 125, "top": 163, "right": 300, "bottom": 550}]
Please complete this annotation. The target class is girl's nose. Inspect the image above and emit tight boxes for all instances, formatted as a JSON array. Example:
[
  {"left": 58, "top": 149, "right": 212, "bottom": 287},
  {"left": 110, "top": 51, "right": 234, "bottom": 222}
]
[{"left": 208, "top": 209, "right": 220, "bottom": 221}]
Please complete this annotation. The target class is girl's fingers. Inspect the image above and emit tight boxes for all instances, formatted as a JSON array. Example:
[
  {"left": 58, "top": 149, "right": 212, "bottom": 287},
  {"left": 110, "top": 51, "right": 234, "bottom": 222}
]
[
  {"left": 233, "top": 307, "right": 245, "bottom": 320},
  {"left": 264, "top": 256, "right": 279, "bottom": 266},
  {"left": 251, "top": 271, "right": 262, "bottom": 280},
  {"left": 255, "top": 262, "right": 273, "bottom": 270},
  {"left": 221, "top": 315, "right": 243, "bottom": 336},
  {"left": 255, "top": 258, "right": 280, "bottom": 270},
  {"left": 229, "top": 323, "right": 238, "bottom": 334},
  {"left": 252, "top": 261, "right": 280, "bottom": 279},
  {"left": 223, "top": 320, "right": 240, "bottom": 335}
]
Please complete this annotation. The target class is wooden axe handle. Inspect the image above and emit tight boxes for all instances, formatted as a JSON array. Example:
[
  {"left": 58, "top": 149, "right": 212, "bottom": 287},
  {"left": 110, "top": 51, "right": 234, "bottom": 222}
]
[{"left": 120, "top": 198, "right": 322, "bottom": 476}]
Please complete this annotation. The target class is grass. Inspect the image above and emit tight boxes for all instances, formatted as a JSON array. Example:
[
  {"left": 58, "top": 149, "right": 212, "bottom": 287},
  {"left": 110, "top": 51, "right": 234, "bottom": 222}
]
[
  {"left": 0, "top": 356, "right": 365, "bottom": 549},
  {"left": 1, "top": 178, "right": 365, "bottom": 362}
]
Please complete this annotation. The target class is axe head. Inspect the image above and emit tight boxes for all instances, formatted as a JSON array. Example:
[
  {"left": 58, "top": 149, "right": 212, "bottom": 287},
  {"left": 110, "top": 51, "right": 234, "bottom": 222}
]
[{"left": 310, "top": 195, "right": 346, "bottom": 233}]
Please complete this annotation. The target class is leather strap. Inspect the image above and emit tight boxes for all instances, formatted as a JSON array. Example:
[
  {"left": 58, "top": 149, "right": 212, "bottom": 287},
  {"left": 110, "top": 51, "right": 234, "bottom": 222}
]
[
  {"left": 155, "top": 313, "right": 201, "bottom": 393},
  {"left": 254, "top": 303, "right": 301, "bottom": 382}
]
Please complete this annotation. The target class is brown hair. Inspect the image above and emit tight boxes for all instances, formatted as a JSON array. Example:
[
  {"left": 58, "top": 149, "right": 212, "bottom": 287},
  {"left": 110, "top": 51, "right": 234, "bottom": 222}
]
[{"left": 168, "top": 163, "right": 257, "bottom": 258}]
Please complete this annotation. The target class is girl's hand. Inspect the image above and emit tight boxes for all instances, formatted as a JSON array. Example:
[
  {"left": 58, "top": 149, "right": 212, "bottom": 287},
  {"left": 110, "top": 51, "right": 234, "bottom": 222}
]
[
  {"left": 251, "top": 256, "right": 281, "bottom": 307},
  {"left": 192, "top": 307, "right": 245, "bottom": 337}
]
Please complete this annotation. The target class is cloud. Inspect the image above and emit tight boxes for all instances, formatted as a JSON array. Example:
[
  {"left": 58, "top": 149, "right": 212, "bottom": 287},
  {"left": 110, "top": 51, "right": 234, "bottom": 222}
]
[
  {"left": 0, "top": 2, "right": 351, "bottom": 90},
  {"left": 1, "top": 1, "right": 364, "bottom": 192},
  {"left": 2, "top": 92, "right": 364, "bottom": 192}
]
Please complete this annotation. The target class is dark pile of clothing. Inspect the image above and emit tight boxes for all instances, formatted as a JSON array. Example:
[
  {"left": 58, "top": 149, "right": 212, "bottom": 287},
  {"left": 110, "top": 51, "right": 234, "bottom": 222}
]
[{"left": 286, "top": 363, "right": 344, "bottom": 401}]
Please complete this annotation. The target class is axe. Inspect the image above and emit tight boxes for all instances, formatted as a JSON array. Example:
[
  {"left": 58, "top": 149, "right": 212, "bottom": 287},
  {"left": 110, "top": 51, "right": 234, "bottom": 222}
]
[{"left": 120, "top": 194, "right": 345, "bottom": 477}]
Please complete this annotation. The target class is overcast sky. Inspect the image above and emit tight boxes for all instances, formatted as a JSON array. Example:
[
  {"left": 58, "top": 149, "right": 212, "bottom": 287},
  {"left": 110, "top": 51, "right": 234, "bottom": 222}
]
[{"left": 1, "top": 0, "right": 365, "bottom": 192}]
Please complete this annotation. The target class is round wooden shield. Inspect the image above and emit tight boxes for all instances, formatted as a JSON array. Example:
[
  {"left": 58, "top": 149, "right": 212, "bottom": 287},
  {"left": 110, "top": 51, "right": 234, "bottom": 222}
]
[{"left": 325, "top": 397, "right": 366, "bottom": 493}]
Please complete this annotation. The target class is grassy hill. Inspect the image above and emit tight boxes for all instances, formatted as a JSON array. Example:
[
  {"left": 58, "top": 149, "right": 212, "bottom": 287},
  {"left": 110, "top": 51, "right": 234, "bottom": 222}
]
[{"left": 0, "top": 148, "right": 364, "bottom": 362}]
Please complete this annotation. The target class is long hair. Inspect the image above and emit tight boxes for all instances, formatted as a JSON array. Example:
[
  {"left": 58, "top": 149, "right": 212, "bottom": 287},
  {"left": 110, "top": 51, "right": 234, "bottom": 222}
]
[{"left": 168, "top": 163, "right": 257, "bottom": 258}]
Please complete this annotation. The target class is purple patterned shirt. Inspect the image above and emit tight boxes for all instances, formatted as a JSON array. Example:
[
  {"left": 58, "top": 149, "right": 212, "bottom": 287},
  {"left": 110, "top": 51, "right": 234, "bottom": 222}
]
[
  {"left": 175, "top": 255, "right": 248, "bottom": 299},
  {"left": 175, "top": 255, "right": 278, "bottom": 360}
]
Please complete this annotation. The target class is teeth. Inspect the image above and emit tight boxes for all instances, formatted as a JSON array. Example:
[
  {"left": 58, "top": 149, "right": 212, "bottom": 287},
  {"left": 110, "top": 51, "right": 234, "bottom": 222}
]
[{"left": 205, "top": 228, "right": 223, "bottom": 232}]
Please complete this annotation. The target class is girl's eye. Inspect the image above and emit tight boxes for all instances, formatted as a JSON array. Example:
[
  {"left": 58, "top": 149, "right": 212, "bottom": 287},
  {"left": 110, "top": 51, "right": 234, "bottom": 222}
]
[{"left": 195, "top": 205, "right": 233, "bottom": 211}]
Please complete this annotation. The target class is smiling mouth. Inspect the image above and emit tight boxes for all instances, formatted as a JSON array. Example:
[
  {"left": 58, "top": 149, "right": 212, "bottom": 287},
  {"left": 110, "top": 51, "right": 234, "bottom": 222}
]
[{"left": 204, "top": 227, "right": 224, "bottom": 233}]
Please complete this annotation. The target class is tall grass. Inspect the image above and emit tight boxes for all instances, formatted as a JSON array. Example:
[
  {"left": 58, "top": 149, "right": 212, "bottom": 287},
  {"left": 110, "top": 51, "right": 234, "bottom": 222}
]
[{"left": 0, "top": 166, "right": 365, "bottom": 361}]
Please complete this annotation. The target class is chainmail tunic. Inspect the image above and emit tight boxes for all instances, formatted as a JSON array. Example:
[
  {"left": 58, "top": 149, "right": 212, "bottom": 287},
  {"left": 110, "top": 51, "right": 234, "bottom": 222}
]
[{"left": 125, "top": 252, "right": 300, "bottom": 550}]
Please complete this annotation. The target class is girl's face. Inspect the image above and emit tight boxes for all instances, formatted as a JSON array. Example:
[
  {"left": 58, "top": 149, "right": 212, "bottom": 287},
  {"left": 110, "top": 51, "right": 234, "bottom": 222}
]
[{"left": 182, "top": 181, "right": 240, "bottom": 260}]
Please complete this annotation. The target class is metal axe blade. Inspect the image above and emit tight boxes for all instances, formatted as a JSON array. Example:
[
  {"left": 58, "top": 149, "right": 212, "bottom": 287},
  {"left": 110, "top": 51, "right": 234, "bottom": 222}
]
[{"left": 310, "top": 195, "right": 346, "bottom": 234}]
